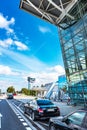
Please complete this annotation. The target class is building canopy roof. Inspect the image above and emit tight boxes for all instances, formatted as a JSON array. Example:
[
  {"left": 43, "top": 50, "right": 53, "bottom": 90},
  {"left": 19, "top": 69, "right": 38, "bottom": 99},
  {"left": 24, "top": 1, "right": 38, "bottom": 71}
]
[{"left": 19, "top": 0, "right": 78, "bottom": 29}]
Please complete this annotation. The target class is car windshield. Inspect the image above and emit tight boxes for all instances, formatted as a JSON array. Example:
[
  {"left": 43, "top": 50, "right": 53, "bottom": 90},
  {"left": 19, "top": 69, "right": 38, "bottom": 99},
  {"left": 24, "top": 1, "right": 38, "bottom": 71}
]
[
  {"left": 67, "top": 111, "right": 86, "bottom": 126},
  {"left": 37, "top": 100, "right": 54, "bottom": 105}
]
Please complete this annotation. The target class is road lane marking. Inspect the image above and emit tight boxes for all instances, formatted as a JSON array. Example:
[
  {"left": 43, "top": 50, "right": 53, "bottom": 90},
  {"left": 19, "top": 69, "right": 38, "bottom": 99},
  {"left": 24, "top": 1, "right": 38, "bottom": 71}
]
[
  {"left": 25, "top": 114, "right": 46, "bottom": 130},
  {"left": 23, "top": 122, "right": 28, "bottom": 126},
  {"left": 18, "top": 103, "right": 22, "bottom": 107},
  {"left": 18, "top": 116, "right": 22, "bottom": 119},
  {"left": 0, "top": 113, "right": 2, "bottom": 128},
  {"left": 16, "top": 113, "right": 20, "bottom": 115},
  {"left": 6, "top": 100, "right": 37, "bottom": 130},
  {"left": 13, "top": 103, "right": 47, "bottom": 130},
  {"left": 20, "top": 118, "right": 24, "bottom": 121},
  {"left": 26, "top": 127, "right": 32, "bottom": 130}
]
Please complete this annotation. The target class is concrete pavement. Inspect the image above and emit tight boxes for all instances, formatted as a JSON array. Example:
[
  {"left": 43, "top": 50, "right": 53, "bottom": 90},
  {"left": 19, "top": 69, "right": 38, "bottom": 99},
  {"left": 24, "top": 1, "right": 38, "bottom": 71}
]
[{"left": 54, "top": 101, "right": 83, "bottom": 116}]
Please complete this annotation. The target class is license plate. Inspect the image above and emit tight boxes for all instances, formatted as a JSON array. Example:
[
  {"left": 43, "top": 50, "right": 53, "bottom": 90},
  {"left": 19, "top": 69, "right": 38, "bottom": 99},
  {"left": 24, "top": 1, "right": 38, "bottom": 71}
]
[{"left": 47, "top": 109, "right": 54, "bottom": 112}]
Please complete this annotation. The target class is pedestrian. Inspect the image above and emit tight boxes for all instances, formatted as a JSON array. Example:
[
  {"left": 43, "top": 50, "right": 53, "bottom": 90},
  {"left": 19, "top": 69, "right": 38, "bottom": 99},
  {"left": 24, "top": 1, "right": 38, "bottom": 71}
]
[{"left": 67, "top": 97, "right": 70, "bottom": 105}]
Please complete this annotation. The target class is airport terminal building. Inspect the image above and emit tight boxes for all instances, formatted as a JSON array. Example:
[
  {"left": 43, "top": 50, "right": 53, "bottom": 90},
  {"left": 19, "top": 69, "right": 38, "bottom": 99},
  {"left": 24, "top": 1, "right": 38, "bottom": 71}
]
[{"left": 20, "top": 0, "right": 87, "bottom": 105}]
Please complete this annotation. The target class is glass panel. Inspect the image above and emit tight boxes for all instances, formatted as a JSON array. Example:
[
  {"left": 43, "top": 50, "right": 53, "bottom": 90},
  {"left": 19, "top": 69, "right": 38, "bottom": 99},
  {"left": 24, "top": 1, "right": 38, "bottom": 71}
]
[
  {"left": 64, "top": 39, "right": 73, "bottom": 50},
  {"left": 58, "top": 1, "right": 87, "bottom": 105}
]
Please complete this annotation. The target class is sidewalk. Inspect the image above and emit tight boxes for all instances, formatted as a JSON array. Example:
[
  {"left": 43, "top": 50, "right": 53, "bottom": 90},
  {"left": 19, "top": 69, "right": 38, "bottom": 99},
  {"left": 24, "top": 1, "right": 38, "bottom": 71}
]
[{"left": 54, "top": 101, "right": 83, "bottom": 116}]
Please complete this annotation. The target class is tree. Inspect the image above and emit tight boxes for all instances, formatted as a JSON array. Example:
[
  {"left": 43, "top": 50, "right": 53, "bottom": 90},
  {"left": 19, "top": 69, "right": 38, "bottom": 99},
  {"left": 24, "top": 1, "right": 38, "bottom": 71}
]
[
  {"left": 7, "top": 86, "right": 15, "bottom": 93},
  {"left": 21, "top": 88, "right": 29, "bottom": 95}
]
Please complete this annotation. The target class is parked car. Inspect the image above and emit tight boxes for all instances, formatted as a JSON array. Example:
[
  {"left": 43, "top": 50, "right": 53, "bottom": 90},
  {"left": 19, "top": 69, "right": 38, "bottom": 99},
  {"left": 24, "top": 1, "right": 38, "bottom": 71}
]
[
  {"left": 24, "top": 98, "right": 60, "bottom": 121},
  {"left": 49, "top": 108, "right": 87, "bottom": 130},
  {"left": 7, "top": 93, "right": 13, "bottom": 99}
]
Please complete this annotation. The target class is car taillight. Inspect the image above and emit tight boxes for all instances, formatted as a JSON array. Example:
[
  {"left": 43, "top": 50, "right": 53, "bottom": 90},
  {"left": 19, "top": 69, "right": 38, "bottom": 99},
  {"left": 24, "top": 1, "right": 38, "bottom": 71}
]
[{"left": 38, "top": 108, "right": 43, "bottom": 113}]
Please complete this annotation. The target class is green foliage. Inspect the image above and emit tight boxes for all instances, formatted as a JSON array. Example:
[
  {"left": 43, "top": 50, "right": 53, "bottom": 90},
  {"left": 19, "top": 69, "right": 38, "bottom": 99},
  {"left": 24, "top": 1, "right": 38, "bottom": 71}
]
[
  {"left": 7, "top": 86, "right": 15, "bottom": 93},
  {"left": 21, "top": 88, "right": 36, "bottom": 96},
  {"left": 21, "top": 88, "right": 29, "bottom": 95}
]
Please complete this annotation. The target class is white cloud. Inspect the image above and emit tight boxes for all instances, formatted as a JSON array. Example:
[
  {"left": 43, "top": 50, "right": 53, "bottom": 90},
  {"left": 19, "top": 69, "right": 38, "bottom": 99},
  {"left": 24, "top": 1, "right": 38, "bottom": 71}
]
[
  {"left": 0, "top": 38, "right": 13, "bottom": 48},
  {"left": 0, "top": 64, "right": 65, "bottom": 91},
  {"left": 47, "top": 65, "right": 65, "bottom": 75},
  {"left": 23, "top": 65, "right": 65, "bottom": 87},
  {"left": 0, "top": 38, "right": 28, "bottom": 51},
  {"left": 0, "top": 13, "right": 15, "bottom": 33},
  {"left": 0, "top": 47, "right": 65, "bottom": 90},
  {"left": 38, "top": 26, "right": 51, "bottom": 33},
  {"left": 0, "top": 65, "right": 19, "bottom": 75},
  {"left": 14, "top": 41, "right": 28, "bottom": 50}
]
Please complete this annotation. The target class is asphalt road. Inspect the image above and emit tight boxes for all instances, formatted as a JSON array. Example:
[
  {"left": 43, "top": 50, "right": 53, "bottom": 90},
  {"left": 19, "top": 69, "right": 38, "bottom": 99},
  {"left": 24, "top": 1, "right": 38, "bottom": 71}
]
[
  {"left": 0, "top": 98, "right": 48, "bottom": 130},
  {"left": 0, "top": 95, "right": 83, "bottom": 130},
  {"left": 0, "top": 99, "right": 30, "bottom": 130}
]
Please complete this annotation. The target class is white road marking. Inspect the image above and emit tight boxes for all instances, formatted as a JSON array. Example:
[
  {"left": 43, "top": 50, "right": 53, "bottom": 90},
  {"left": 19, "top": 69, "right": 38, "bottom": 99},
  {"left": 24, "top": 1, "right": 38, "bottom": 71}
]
[
  {"left": 25, "top": 114, "right": 46, "bottom": 130},
  {"left": 23, "top": 122, "right": 28, "bottom": 126},
  {"left": 16, "top": 113, "right": 20, "bottom": 115},
  {"left": 6, "top": 100, "right": 37, "bottom": 130},
  {"left": 18, "top": 103, "right": 22, "bottom": 107},
  {"left": 18, "top": 116, "right": 22, "bottom": 119},
  {"left": 20, "top": 118, "right": 24, "bottom": 121},
  {"left": 0, "top": 113, "right": 2, "bottom": 128},
  {"left": 26, "top": 127, "right": 32, "bottom": 130}
]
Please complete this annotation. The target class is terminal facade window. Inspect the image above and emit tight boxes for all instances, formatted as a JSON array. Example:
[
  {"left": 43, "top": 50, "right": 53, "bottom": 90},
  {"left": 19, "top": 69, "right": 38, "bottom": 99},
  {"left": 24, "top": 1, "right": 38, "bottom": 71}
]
[{"left": 58, "top": 0, "right": 87, "bottom": 105}]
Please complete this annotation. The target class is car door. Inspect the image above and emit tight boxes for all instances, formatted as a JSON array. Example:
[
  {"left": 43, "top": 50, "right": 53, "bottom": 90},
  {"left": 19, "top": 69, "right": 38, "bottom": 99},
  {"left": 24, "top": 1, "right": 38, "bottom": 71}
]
[
  {"left": 81, "top": 112, "right": 87, "bottom": 130},
  {"left": 65, "top": 111, "right": 86, "bottom": 130}
]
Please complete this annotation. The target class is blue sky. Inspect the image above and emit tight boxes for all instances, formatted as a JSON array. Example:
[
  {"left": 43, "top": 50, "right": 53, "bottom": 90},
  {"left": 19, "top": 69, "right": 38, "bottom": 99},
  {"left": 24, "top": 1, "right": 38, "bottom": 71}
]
[{"left": 0, "top": 0, "right": 65, "bottom": 92}]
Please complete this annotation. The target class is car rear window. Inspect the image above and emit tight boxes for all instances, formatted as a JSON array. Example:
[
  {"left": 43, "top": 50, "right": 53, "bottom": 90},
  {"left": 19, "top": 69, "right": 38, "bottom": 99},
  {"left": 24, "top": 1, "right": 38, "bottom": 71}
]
[{"left": 37, "top": 100, "right": 54, "bottom": 105}]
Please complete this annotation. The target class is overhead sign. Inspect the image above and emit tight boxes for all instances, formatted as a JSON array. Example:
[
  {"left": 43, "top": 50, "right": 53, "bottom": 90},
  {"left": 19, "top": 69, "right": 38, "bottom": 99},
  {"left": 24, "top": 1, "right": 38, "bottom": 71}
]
[{"left": 27, "top": 77, "right": 35, "bottom": 83}]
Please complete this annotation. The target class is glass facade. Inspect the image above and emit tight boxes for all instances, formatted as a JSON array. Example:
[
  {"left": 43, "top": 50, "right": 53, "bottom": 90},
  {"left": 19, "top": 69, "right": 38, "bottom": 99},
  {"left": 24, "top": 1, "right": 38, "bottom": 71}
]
[{"left": 58, "top": 0, "right": 87, "bottom": 105}]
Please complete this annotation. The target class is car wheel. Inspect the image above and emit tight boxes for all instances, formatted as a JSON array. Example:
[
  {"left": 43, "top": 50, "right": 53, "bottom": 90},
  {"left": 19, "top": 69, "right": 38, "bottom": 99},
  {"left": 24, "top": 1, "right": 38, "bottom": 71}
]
[
  {"left": 31, "top": 112, "right": 36, "bottom": 121},
  {"left": 50, "top": 124, "right": 56, "bottom": 130}
]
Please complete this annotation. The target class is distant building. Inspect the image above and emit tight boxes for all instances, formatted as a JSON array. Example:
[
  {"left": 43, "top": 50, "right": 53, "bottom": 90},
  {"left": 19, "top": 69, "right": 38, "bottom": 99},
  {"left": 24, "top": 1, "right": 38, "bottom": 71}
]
[{"left": 58, "top": 75, "right": 67, "bottom": 88}]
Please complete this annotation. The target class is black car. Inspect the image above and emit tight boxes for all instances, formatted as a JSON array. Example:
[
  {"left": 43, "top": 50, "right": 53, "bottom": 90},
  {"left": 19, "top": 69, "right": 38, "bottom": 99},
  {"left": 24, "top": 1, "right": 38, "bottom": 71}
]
[
  {"left": 7, "top": 93, "right": 13, "bottom": 99},
  {"left": 24, "top": 99, "right": 60, "bottom": 121},
  {"left": 49, "top": 108, "right": 87, "bottom": 130}
]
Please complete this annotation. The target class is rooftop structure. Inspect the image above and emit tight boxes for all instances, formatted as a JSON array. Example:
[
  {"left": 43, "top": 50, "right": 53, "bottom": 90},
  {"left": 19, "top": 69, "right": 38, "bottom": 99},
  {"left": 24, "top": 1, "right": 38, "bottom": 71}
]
[{"left": 20, "top": 0, "right": 78, "bottom": 29}]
